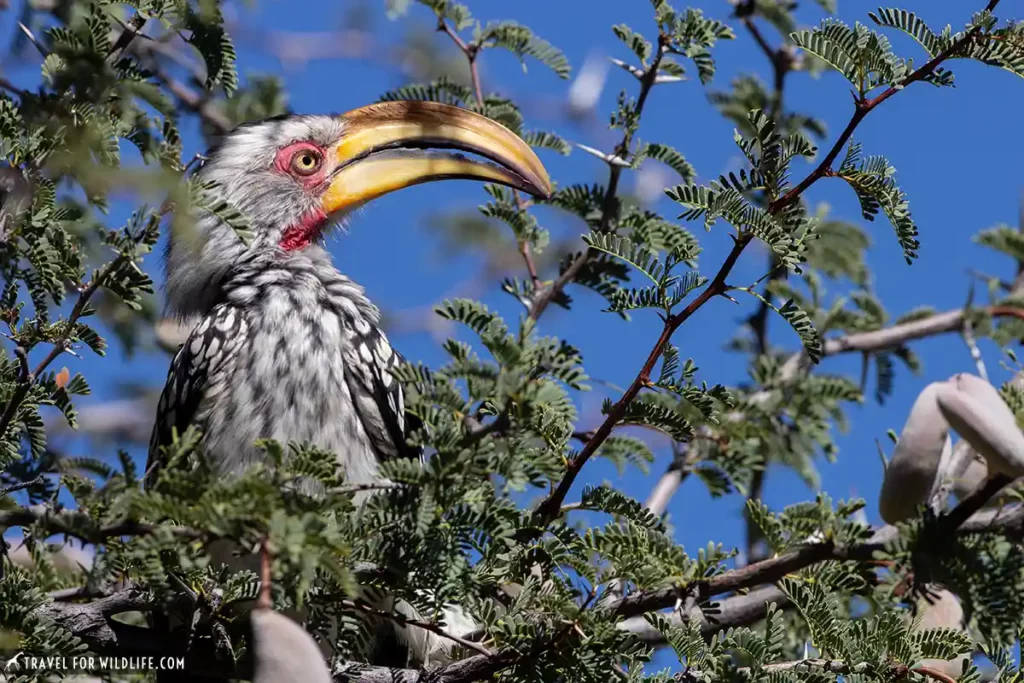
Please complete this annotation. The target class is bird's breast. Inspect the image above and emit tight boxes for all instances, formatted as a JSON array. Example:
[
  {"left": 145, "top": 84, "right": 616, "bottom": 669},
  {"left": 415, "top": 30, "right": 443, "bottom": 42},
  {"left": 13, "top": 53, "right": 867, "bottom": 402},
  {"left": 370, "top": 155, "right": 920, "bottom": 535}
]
[{"left": 197, "top": 268, "right": 384, "bottom": 486}]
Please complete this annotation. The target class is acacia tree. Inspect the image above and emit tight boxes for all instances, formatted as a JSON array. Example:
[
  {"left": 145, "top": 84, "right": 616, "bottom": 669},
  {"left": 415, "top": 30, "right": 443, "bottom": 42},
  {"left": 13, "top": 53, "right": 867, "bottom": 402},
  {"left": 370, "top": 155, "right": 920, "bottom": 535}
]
[{"left": 1, "top": 0, "right": 1024, "bottom": 681}]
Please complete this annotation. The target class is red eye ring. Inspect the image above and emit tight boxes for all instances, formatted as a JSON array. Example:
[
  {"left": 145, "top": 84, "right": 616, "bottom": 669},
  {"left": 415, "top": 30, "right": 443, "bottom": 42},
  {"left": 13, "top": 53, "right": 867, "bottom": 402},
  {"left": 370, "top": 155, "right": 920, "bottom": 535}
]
[{"left": 289, "top": 148, "right": 323, "bottom": 176}]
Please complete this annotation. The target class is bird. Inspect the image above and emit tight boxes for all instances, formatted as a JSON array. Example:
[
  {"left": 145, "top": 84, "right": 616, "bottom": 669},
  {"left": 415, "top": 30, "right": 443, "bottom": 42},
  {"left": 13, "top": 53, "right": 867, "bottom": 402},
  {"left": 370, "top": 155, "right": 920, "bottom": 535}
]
[{"left": 144, "top": 100, "right": 551, "bottom": 671}]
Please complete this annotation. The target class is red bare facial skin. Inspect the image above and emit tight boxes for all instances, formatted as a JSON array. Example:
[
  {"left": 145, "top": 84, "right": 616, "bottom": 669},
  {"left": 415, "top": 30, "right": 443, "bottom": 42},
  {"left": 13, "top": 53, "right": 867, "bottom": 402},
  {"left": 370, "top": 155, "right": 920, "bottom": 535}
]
[
  {"left": 274, "top": 141, "right": 331, "bottom": 252},
  {"left": 279, "top": 207, "right": 329, "bottom": 251}
]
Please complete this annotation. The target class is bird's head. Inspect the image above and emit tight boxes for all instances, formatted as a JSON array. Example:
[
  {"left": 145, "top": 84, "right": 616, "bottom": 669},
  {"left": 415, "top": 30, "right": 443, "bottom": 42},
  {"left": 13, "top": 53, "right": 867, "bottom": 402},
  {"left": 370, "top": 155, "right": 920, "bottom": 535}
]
[{"left": 165, "top": 100, "right": 552, "bottom": 317}]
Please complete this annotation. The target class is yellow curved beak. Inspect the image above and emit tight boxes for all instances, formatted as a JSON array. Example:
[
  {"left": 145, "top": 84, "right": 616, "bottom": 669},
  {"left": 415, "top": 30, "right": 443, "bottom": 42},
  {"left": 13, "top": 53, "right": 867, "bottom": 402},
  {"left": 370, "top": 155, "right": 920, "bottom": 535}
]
[{"left": 321, "top": 101, "right": 552, "bottom": 216}]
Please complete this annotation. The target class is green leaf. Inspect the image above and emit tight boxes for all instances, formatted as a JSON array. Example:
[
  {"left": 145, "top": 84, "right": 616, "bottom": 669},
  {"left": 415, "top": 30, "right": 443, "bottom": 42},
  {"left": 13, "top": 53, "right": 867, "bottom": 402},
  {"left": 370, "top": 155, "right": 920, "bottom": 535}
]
[
  {"left": 183, "top": 5, "right": 239, "bottom": 95},
  {"left": 595, "top": 435, "right": 655, "bottom": 475},
  {"left": 974, "top": 224, "right": 1024, "bottom": 262},
  {"left": 417, "top": 0, "right": 473, "bottom": 29},
  {"left": 869, "top": 8, "right": 945, "bottom": 58},
  {"left": 582, "top": 233, "right": 667, "bottom": 284},
  {"left": 837, "top": 141, "right": 919, "bottom": 263},
  {"left": 612, "top": 24, "right": 652, "bottom": 64},
  {"left": 523, "top": 130, "right": 571, "bottom": 155},
  {"left": 607, "top": 285, "right": 666, "bottom": 313},
  {"left": 664, "top": 8, "right": 735, "bottom": 85},
  {"left": 434, "top": 298, "right": 499, "bottom": 335},
  {"left": 642, "top": 143, "right": 696, "bottom": 182},
  {"left": 667, "top": 184, "right": 794, "bottom": 264},
  {"left": 187, "top": 178, "right": 252, "bottom": 246},
  {"left": 608, "top": 396, "right": 693, "bottom": 442},
  {"left": 476, "top": 21, "right": 571, "bottom": 78},
  {"left": 379, "top": 77, "right": 473, "bottom": 106},
  {"left": 574, "top": 485, "right": 665, "bottom": 531},
  {"left": 623, "top": 209, "right": 701, "bottom": 263}
]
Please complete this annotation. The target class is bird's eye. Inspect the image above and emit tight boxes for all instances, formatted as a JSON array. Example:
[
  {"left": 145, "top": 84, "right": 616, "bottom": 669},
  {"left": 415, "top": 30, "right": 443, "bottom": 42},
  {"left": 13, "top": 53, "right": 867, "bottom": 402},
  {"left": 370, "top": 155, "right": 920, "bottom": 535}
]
[{"left": 289, "top": 149, "right": 322, "bottom": 176}]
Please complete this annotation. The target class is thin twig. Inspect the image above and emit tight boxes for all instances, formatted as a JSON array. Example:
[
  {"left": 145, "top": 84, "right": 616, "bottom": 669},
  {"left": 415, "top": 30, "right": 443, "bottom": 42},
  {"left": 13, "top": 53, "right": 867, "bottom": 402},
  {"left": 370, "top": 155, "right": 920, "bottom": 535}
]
[
  {"left": 152, "top": 68, "right": 232, "bottom": 134},
  {"left": 741, "top": 16, "right": 776, "bottom": 65},
  {"left": 0, "top": 504, "right": 202, "bottom": 543},
  {"left": 107, "top": 12, "right": 147, "bottom": 60},
  {"left": 528, "top": 35, "right": 669, "bottom": 321},
  {"left": 0, "top": 76, "right": 29, "bottom": 99},
  {"left": 437, "top": 20, "right": 483, "bottom": 106},
  {"left": 1, "top": 475, "right": 45, "bottom": 497},
  {"left": 258, "top": 538, "right": 271, "bottom": 610},
  {"left": 437, "top": 21, "right": 545, "bottom": 292},
  {"left": 13, "top": 346, "right": 30, "bottom": 383},
  {"left": 738, "top": 10, "right": 792, "bottom": 564}
]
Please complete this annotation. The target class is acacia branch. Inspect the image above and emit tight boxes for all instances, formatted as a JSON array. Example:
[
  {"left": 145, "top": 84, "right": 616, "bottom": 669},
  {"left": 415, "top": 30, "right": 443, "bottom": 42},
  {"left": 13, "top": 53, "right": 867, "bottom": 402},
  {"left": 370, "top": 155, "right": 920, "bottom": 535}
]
[
  {"left": 152, "top": 69, "right": 232, "bottom": 134},
  {"left": 528, "top": 5, "right": 1000, "bottom": 528},
  {"left": 822, "top": 305, "right": 1024, "bottom": 357},
  {"left": 528, "top": 35, "right": 668, "bottom": 321},
  {"left": 437, "top": 20, "right": 483, "bottom": 106},
  {"left": 620, "top": 584, "right": 790, "bottom": 643},
  {"left": 29, "top": 498, "right": 1020, "bottom": 682},
  {"left": 738, "top": 7, "right": 793, "bottom": 563},
  {"left": 33, "top": 585, "right": 792, "bottom": 683},
  {"left": 107, "top": 12, "right": 147, "bottom": 60},
  {"left": 436, "top": 18, "right": 548, "bottom": 297},
  {"left": 0, "top": 504, "right": 202, "bottom": 543},
  {"left": 0, "top": 254, "right": 132, "bottom": 441},
  {"left": 609, "top": 499, "right": 1023, "bottom": 620}
]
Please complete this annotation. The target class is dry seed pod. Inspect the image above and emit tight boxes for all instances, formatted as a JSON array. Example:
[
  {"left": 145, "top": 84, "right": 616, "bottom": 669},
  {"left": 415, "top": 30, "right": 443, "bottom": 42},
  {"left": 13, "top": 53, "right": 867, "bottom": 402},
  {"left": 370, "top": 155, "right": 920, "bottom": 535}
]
[
  {"left": 8, "top": 542, "right": 93, "bottom": 574},
  {"left": 913, "top": 588, "right": 970, "bottom": 678},
  {"left": 252, "top": 609, "right": 331, "bottom": 683},
  {"left": 879, "top": 382, "right": 950, "bottom": 524},
  {"left": 0, "top": 165, "right": 31, "bottom": 243},
  {"left": 952, "top": 451, "right": 989, "bottom": 501},
  {"left": 936, "top": 373, "right": 1024, "bottom": 478}
]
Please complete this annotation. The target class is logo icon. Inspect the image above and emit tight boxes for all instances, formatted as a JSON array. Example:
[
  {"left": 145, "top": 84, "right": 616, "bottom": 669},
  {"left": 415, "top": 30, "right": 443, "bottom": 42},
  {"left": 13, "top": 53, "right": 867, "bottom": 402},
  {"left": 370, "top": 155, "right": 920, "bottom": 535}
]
[{"left": 4, "top": 652, "right": 24, "bottom": 672}]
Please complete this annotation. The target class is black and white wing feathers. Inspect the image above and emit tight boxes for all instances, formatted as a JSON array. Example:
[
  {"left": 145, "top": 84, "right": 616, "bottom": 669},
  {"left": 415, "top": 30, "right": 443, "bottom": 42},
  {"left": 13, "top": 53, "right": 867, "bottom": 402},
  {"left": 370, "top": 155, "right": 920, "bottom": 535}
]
[
  {"left": 343, "top": 326, "right": 423, "bottom": 464},
  {"left": 145, "top": 304, "right": 247, "bottom": 489}
]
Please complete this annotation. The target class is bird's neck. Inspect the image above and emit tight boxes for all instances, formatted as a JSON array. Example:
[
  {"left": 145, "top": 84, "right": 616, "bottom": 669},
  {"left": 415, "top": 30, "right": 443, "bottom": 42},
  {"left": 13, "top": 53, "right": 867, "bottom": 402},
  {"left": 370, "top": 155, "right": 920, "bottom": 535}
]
[{"left": 221, "top": 248, "right": 380, "bottom": 323}]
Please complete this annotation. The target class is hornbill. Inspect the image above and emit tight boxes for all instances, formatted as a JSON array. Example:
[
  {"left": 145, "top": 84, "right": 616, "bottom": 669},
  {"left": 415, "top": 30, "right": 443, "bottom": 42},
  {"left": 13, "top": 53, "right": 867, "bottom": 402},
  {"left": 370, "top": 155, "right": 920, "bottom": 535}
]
[{"left": 146, "top": 101, "right": 551, "bottom": 670}]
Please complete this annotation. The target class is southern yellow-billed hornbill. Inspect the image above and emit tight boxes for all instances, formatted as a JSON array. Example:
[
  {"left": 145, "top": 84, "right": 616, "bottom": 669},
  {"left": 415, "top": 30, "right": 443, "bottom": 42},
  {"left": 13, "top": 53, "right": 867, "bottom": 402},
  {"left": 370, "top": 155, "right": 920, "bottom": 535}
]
[{"left": 145, "top": 101, "right": 551, "bottom": 669}]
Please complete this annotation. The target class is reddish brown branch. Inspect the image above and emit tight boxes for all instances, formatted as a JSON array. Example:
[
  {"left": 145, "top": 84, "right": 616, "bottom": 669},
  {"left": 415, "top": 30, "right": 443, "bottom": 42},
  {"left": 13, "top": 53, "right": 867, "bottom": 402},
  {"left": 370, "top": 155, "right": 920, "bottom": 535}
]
[
  {"left": 531, "top": 235, "right": 748, "bottom": 524},
  {"left": 528, "top": 6, "right": 999, "bottom": 531},
  {"left": 438, "top": 19, "right": 483, "bottom": 106},
  {"left": 742, "top": 16, "right": 776, "bottom": 65}
]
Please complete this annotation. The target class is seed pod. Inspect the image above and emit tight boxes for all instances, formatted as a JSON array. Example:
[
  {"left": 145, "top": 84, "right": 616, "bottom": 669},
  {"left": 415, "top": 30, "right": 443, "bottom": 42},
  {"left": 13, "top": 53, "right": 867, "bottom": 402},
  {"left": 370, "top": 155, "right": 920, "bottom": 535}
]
[
  {"left": 8, "top": 542, "right": 93, "bottom": 574},
  {"left": 252, "top": 609, "right": 331, "bottom": 683},
  {"left": 952, "top": 451, "right": 988, "bottom": 501},
  {"left": 936, "top": 373, "right": 1024, "bottom": 478},
  {"left": 0, "top": 166, "right": 31, "bottom": 244},
  {"left": 879, "top": 382, "right": 950, "bottom": 524},
  {"left": 913, "top": 588, "right": 970, "bottom": 678}
]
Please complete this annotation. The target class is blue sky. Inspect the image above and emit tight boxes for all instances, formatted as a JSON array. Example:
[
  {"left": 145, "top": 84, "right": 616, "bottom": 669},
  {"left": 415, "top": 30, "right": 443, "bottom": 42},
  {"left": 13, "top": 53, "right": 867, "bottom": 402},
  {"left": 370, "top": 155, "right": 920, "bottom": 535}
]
[{"left": 5, "top": 0, "right": 1024, "bottom": 634}]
